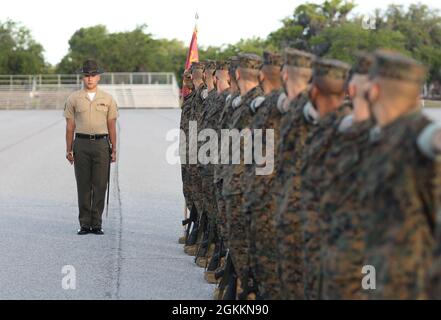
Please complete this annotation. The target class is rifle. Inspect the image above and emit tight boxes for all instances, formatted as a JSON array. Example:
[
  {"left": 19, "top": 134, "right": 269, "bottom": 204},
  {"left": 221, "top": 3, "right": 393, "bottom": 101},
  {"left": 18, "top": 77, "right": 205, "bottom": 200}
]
[
  {"left": 218, "top": 252, "right": 237, "bottom": 300},
  {"left": 194, "top": 212, "right": 208, "bottom": 263},
  {"left": 183, "top": 202, "right": 188, "bottom": 235},
  {"left": 208, "top": 237, "right": 227, "bottom": 272},
  {"left": 183, "top": 203, "right": 198, "bottom": 245}
]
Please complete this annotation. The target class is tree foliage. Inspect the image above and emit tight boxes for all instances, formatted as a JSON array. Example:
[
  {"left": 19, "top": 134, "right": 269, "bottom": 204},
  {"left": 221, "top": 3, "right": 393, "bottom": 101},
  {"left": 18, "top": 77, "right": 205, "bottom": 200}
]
[
  {"left": 0, "top": 20, "right": 47, "bottom": 74},
  {"left": 56, "top": 24, "right": 187, "bottom": 74}
]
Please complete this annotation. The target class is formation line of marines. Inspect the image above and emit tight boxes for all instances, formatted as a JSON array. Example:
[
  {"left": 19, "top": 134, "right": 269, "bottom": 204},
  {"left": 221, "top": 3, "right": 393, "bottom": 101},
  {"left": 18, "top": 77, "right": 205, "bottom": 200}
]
[{"left": 178, "top": 48, "right": 441, "bottom": 300}]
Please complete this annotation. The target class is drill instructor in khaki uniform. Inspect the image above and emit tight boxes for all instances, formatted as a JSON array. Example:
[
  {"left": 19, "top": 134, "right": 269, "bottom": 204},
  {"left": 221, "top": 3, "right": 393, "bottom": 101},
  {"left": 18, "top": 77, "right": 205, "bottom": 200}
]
[{"left": 64, "top": 60, "right": 119, "bottom": 235}]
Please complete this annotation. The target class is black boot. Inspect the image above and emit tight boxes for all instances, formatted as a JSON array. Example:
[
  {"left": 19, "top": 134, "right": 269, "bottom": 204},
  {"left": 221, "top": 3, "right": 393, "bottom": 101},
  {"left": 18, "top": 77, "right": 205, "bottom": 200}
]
[{"left": 77, "top": 227, "right": 90, "bottom": 235}]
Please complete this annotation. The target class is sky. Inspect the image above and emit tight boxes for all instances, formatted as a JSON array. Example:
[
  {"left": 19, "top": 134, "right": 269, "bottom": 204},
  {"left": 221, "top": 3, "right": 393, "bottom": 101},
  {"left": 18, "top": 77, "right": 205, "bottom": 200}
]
[{"left": 1, "top": 0, "right": 441, "bottom": 66}]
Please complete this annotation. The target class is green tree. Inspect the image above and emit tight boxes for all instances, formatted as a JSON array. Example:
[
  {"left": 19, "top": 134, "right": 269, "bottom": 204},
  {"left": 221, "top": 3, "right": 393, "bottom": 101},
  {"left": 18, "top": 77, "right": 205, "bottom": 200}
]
[
  {"left": 377, "top": 3, "right": 441, "bottom": 81},
  {"left": 310, "top": 21, "right": 407, "bottom": 63},
  {"left": 268, "top": 0, "right": 356, "bottom": 50},
  {"left": 200, "top": 37, "right": 276, "bottom": 61},
  {"left": 0, "top": 20, "right": 47, "bottom": 74},
  {"left": 56, "top": 25, "right": 187, "bottom": 76}
]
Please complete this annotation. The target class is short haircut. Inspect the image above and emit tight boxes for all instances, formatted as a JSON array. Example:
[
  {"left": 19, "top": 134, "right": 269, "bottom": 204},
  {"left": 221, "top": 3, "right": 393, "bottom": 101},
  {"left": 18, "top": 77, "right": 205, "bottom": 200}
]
[
  {"left": 314, "top": 77, "right": 347, "bottom": 96},
  {"left": 261, "top": 65, "right": 281, "bottom": 83},
  {"left": 237, "top": 67, "right": 260, "bottom": 82},
  {"left": 192, "top": 68, "right": 203, "bottom": 80},
  {"left": 286, "top": 65, "right": 313, "bottom": 84},
  {"left": 215, "top": 69, "right": 230, "bottom": 81}
]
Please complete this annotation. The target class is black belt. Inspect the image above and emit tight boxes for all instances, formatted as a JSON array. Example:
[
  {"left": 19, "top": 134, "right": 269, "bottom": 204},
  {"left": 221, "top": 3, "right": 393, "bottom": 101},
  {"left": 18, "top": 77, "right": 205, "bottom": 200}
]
[{"left": 75, "top": 133, "right": 108, "bottom": 140}]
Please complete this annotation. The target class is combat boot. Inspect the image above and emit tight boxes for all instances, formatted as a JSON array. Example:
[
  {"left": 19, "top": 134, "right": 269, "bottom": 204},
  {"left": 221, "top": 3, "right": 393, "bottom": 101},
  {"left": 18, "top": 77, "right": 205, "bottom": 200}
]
[
  {"left": 247, "top": 292, "right": 257, "bottom": 300},
  {"left": 184, "top": 245, "right": 198, "bottom": 256},
  {"left": 204, "top": 270, "right": 218, "bottom": 284},
  {"left": 213, "top": 287, "right": 222, "bottom": 300},
  {"left": 196, "top": 256, "right": 208, "bottom": 268},
  {"left": 178, "top": 235, "right": 186, "bottom": 244}
]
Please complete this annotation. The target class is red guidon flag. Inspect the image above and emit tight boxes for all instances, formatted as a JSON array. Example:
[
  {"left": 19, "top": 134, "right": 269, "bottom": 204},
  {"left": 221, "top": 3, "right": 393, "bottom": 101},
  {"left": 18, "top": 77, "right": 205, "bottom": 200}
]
[{"left": 182, "top": 22, "right": 199, "bottom": 98}]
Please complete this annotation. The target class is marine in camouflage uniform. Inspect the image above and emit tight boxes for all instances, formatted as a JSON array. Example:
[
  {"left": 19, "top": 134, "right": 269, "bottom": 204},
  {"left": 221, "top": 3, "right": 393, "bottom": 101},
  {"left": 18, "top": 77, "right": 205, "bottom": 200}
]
[
  {"left": 212, "top": 57, "right": 241, "bottom": 299},
  {"left": 183, "top": 62, "right": 206, "bottom": 256},
  {"left": 319, "top": 53, "right": 375, "bottom": 300},
  {"left": 201, "top": 60, "right": 232, "bottom": 282},
  {"left": 355, "top": 50, "right": 436, "bottom": 299},
  {"left": 271, "top": 49, "right": 315, "bottom": 300},
  {"left": 222, "top": 53, "right": 264, "bottom": 298},
  {"left": 214, "top": 56, "right": 240, "bottom": 249},
  {"left": 425, "top": 128, "right": 441, "bottom": 299},
  {"left": 195, "top": 60, "right": 219, "bottom": 267},
  {"left": 296, "top": 59, "right": 351, "bottom": 300},
  {"left": 241, "top": 51, "right": 284, "bottom": 300},
  {"left": 179, "top": 69, "right": 195, "bottom": 244}
]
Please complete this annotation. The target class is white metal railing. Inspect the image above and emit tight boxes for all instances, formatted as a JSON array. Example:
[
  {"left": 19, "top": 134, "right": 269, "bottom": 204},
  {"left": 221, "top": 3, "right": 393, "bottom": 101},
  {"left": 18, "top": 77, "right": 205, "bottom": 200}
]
[
  {"left": 0, "top": 72, "right": 180, "bottom": 109},
  {"left": 0, "top": 72, "right": 176, "bottom": 87}
]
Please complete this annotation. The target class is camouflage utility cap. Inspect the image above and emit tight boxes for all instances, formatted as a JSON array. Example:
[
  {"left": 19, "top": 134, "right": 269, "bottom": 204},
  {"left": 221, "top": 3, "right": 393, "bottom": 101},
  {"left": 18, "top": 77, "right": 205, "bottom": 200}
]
[
  {"left": 237, "top": 53, "right": 262, "bottom": 70},
  {"left": 313, "top": 58, "right": 350, "bottom": 80},
  {"left": 228, "top": 56, "right": 240, "bottom": 74},
  {"left": 284, "top": 48, "right": 315, "bottom": 68},
  {"left": 352, "top": 52, "right": 373, "bottom": 75},
  {"left": 216, "top": 60, "right": 230, "bottom": 71},
  {"left": 369, "top": 49, "right": 427, "bottom": 84},
  {"left": 190, "top": 62, "right": 204, "bottom": 72},
  {"left": 262, "top": 51, "right": 283, "bottom": 67},
  {"left": 204, "top": 60, "right": 217, "bottom": 71}
]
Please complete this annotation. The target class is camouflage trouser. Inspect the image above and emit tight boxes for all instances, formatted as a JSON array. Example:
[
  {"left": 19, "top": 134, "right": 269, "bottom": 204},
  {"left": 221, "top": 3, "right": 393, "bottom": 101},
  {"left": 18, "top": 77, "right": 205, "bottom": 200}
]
[
  {"left": 201, "top": 174, "right": 218, "bottom": 227},
  {"left": 298, "top": 206, "right": 321, "bottom": 300},
  {"left": 189, "top": 165, "right": 204, "bottom": 217},
  {"left": 243, "top": 176, "right": 282, "bottom": 300},
  {"left": 201, "top": 174, "right": 219, "bottom": 255},
  {"left": 225, "top": 193, "right": 250, "bottom": 285},
  {"left": 274, "top": 175, "right": 305, "bottom": 300},
  {"left": 321, "top": 207, "right": 367, "bottom": 300},
  {"left": 181, "top": 164, "right": 193, "bottom": 209},
  {"left": 214, "top": 180, "right": 228, "bottom": 246}
]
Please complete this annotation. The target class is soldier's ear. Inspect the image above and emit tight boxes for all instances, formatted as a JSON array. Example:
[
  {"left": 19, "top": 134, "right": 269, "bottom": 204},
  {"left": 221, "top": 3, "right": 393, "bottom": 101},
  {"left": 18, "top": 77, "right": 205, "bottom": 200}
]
[
  {"left": 235, "top": 69, "right": 240, "bottom": 81},
  {"left": 348, "top": 81, "right": 356, "bottom": 100},
  {"left": 259, "top": 70, "right": 265, "bottom": 83},
  {"left": 309, "top": 85, "right": 319, "bottom": 101},
  {"left": 368, "top": 82, "right": 380, "bottom": 104},
  {"left": 281, "top": 68, "right": 288, "bottom": 84}
]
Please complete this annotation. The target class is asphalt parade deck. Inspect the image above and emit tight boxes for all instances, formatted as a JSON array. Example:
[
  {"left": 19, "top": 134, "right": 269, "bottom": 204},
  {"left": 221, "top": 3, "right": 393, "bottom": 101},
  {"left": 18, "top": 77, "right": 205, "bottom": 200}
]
[{"left": 0, "top": 109, "right": 214, "bottom": 299}]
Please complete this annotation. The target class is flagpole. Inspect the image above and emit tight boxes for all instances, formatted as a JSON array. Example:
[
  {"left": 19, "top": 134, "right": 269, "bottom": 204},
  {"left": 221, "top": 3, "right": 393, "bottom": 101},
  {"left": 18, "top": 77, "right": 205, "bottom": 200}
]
[{"left": 195, "top": 11, "right": 199, "bottom": 33}]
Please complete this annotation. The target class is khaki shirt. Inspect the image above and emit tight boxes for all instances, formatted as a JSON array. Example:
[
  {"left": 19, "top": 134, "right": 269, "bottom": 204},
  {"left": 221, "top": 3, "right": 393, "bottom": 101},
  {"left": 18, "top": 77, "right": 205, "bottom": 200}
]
[{"left": 63, "top": 88, "right": 119, "bottom": 135}]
